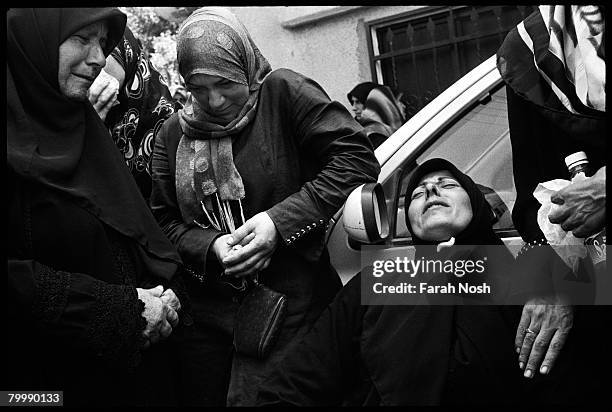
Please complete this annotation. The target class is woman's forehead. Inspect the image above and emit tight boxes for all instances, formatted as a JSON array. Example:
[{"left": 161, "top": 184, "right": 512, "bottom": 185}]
[
  {"left": 74, "top": 20, "right": 108, "bottom": 36},
  {"left": 417, "top": 169, "right": 456, "bottom": 184},
  {"left": 188, "top": 73, "right": 229, "bottom": 86}
]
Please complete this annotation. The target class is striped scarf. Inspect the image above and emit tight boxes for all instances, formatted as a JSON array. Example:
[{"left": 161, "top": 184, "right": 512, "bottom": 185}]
[{"left": 497, "top": 5, "right": 605, "bottom": 115}]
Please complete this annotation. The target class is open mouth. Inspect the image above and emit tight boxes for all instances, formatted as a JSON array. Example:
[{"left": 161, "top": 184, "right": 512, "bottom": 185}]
[{"left": 423, "top": 200, "right": 448, "bottom": 213}]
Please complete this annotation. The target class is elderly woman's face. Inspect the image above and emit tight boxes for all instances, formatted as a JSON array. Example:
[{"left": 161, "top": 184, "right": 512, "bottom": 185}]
[
  {"left": 58, "top": 21, "right": 109, "bottom": 101},
  {"left": 187, "top": 73, "right": 249, "bottom": 125},
  {"left": 407, "top": 170, "right": 472, "bottom": 241}
]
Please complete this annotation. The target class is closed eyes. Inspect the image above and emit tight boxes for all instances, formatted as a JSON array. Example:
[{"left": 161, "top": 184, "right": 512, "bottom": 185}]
[
  {"left": 70, "top": 34, "right": 107, "bottom": 50},
  {"left": 410, "top": 179, "right": 460, "bottom": 199}
]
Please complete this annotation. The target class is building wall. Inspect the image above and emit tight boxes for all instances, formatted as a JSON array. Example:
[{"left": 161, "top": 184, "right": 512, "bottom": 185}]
[{"left": 230, "top": 6, "right": 425, "bottom": 110}]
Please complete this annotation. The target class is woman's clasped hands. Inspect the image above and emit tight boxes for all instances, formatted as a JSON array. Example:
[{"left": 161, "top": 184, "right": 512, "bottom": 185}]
[
  {"left": 137, "top": 285, "right": 182, "bottom": 349},
  {"left": 212, "top": 212, "right": 279, "bottom": 278}
]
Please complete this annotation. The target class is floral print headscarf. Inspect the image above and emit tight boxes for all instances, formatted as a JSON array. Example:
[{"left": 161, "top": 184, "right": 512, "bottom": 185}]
[
  {"left": 106, "top": 27, "right": 180, "bottom": 201},
  {"left": 174, "top": 7, "right": 272, "bottom": 234}
]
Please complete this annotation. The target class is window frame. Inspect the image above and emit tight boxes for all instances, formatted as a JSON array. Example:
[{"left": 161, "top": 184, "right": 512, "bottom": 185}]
[
  {"left": 365, "top": 5, "right": 536, "bottom": 116},
  {"left": 366, "top": 5, "right": 460, "bottom": 82}
]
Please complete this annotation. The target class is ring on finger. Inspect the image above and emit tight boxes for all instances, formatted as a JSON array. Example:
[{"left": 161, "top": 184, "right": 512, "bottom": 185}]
[{"left": 526, "top": 328, "right": 538, "bottom": 335}]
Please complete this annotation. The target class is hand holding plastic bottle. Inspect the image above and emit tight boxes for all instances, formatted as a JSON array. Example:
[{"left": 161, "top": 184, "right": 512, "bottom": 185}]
[{"left": 548, "top": 166, "right": 606, "bottom": 238}]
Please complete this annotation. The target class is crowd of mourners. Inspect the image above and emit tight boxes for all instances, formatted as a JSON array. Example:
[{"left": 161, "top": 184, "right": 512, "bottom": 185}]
[{"left": 6, "top": 6, "right": 607, "bottom": 406}]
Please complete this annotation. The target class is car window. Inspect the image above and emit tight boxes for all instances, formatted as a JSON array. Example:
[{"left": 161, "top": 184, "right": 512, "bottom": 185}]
[{"left": 395, "top": 84, "right": 515, "bottom": 239}]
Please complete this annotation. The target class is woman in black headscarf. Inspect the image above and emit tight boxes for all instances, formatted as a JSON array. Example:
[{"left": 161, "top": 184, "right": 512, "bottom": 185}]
[
  {"left": 347, "top": 82, "right": 379, "bottom": 119},
  {"left": 256, "top": 158, "right": 522, "bottom": 406},
  {"left": 347, "top": 82, "right": 405, "bottom": 148},
  {"left": 360, "top": 87, "right": 406, "bottom": 148},
  {"left": 7, "top": 8, "right": 185, "bottom": 406}
]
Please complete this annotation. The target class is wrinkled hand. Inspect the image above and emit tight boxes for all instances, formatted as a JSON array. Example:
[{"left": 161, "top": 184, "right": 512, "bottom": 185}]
[
  {"left": 222, "top": 212, "right": 278, "bottom": 278},
  {"left": 549, "top": 166, "right": 606, "bottom": 238},
  {"left": 88, "top": 69, "right": 120, "bottom": 121},
  {"left": 516, "top": 298, "right": 573, "bottom": 378},
  {"left": 160, "top": 288, "right": 181, "bottom": 328},
  {"left": 137, "top": 285, "right": 175, "bottom": 349}
]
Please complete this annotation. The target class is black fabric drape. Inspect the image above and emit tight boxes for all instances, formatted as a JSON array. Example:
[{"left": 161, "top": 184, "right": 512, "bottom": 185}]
[
  {"left": 497, "top": 8, "right": 606, "bottom": 241},
  {"left": 361, "top": 158, "right": 520, "bottom": 405},
  {"left": 498, "top": 12, "right": 608, "bottom": 403},
  {"left": 506, "top": 87, "right": 606, "bottom": 242}
]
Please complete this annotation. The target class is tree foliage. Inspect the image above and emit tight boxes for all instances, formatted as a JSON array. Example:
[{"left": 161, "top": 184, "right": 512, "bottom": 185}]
[
  {"left": 119, "top": 7, "right": 198, "bottom": 92},
  {"left": 120, "top": 7, "right": 179, "bottom": 55}
]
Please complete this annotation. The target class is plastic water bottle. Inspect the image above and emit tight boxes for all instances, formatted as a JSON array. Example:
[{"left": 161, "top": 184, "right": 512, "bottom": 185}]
[{"left": 564, "top": 152, "right": 606, "bottom": 270}]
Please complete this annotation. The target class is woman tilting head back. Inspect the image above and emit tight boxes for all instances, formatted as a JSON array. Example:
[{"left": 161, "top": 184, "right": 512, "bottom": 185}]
[
  {"left": 361, "top": 158, "right": 519, "bottom": 405},
  {"left": 404, "top": 158, "right": 502, "bottom": 246},
  {"left": 254, "top": 158, "right": 521, "bottom": 406}
]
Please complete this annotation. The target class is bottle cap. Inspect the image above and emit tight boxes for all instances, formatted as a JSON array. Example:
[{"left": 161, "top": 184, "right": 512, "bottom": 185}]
[{"left": 564, "top": 151, "right": 588, "bottom": 170}]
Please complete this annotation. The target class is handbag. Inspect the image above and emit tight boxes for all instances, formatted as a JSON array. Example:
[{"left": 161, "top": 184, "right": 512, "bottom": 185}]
[{"left": 233, "top": 277, "right": 288, "bottom": 359}]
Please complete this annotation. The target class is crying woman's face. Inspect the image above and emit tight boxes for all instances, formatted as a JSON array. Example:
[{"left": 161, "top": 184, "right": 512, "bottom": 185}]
[{"left": 407, "top": 170, "right": 472, "bottom": 242}]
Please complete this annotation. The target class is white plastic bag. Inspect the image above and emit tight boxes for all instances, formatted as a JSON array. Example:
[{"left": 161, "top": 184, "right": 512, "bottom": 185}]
[{"left": 533, "top": 179, "right": 587, "bottom": 273}]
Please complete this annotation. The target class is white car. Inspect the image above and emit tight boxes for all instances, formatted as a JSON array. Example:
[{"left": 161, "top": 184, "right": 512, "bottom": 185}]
[{"left": 326, "top": 55, "right": 524, "bottom": 284}]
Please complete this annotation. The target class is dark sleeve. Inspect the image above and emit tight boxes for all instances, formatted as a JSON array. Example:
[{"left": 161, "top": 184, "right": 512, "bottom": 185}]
[
  {"left": 265, "top": 70, "right": 381, "bottom": 256},
  {"left": 506, "top": 85, "right": 606, "bottom": 242},
  {"left": 256, "top": 274, "right": 365, "bottom": 406},
  {"left": 150, "top": 118, "right": 223, "bottom": 276},
  {"left": 8, "top": 259, "right": 146, "bottom": 370},
  {"left": 506, "top": 86, "right": 547, "bottom": 242},
  {"left": 510, "top": 243, "right": 599, "bottom": 306}
]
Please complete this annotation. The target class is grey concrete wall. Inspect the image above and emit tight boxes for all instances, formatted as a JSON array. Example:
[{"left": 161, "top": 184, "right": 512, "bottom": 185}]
[{"left": 230, "top": 6, "right": 424, "bottom": 110}]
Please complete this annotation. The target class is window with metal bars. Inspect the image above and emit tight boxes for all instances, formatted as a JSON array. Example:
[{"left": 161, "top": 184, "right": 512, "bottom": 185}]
[{"left": 368, "top": 5, "right": 536, "bottom": 118}]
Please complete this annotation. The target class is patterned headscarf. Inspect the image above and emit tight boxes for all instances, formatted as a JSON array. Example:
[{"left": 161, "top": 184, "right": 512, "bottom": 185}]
[
  {"left": 177, "top": 7, "right": 271, "bottom": 138},
  {"left": 105, "top": 27, "right": 179, "bottom": 201},
  {"left": 174, "top": 7, "right": 272, "bottom": 230}
]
